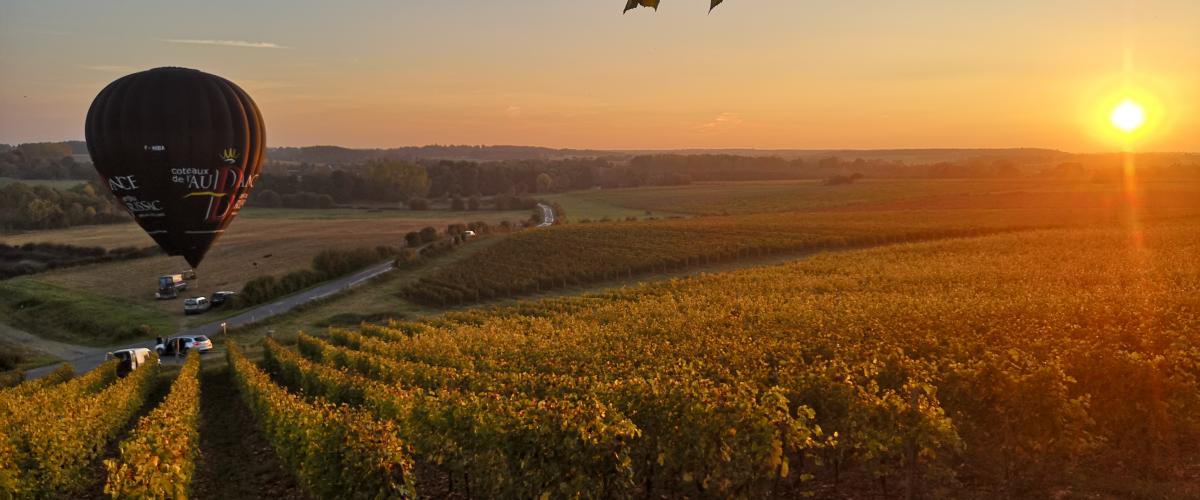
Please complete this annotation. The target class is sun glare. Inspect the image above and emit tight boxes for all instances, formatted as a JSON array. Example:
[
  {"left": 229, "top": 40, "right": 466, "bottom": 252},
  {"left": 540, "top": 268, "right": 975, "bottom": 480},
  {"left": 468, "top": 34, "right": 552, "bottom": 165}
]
[{"left": 1110, "top": 99, "right": 1146, "bottom": 133}]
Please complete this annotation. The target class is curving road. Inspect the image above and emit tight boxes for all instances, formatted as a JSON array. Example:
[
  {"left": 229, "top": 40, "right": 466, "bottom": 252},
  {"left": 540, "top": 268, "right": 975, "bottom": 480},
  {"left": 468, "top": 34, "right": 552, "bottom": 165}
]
[
  {"left": 21, "top": 259, "right": 396, "bottom": 379},
  {"left": 537, "top": 203, "right": 555, "bottom": 227}
]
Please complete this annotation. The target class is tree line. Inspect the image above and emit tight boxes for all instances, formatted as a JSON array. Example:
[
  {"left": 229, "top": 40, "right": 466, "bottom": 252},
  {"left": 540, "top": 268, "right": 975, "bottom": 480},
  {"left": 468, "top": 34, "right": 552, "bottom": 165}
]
[
  {"left": 0, "top": 181, "right": 128, "bottom": 231},
  {"left": 0, "top": 143, "right": 93, "bottom": 180}
]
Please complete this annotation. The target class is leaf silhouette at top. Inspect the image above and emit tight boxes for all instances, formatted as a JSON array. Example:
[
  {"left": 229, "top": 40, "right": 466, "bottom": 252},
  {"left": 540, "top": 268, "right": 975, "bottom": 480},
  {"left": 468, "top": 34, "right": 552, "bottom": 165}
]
[{"left": 624, "top": 0, "right": 723, "bottom": 13}]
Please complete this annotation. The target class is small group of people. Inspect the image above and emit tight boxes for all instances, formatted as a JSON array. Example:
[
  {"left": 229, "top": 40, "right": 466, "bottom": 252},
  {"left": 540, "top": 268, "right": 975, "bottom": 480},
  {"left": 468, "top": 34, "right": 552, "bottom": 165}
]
[{"left": 155, "top": 336, "right": 188, "bottom": 358}]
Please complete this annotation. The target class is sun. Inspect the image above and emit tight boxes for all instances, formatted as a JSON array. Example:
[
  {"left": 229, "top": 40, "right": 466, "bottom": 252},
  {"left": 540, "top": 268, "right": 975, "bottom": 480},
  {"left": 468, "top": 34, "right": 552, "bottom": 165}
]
[{"left": 1110, "top": 99, "right": 1146, "bottom": 133}]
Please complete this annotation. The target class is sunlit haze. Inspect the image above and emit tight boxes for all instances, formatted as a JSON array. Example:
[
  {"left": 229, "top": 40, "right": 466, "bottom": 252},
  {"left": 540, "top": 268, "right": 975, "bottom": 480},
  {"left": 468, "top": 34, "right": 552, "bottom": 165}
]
[{"left": 1, "top": 0, "right": 1197, "bottom": 151}]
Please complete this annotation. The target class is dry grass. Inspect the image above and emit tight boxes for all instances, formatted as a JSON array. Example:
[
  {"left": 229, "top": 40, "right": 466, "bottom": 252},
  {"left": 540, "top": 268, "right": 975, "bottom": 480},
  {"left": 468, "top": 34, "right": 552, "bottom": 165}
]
[{"left": 2, "top": 210, "right": 530, "bottom": 320}]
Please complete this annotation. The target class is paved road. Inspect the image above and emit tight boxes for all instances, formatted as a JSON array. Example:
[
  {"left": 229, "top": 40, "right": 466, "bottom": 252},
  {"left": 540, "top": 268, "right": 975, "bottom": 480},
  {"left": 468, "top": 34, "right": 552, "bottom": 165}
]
[
  {"left": 22, "top": 259, "right": 397, "bottom": 380},
  {"left": 537, "top": 203, "right": 555, "bottom": 227}
]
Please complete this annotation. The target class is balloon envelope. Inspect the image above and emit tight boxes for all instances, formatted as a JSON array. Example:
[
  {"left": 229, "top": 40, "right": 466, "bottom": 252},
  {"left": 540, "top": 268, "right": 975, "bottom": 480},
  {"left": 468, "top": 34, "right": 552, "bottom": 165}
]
[{"left": 85, "top": 67, "right": 265, "bottom": 267}]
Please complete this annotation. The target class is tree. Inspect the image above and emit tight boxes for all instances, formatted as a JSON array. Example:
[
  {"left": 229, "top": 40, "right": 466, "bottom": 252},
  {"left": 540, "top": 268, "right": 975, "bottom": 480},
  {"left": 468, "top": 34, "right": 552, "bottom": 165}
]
[
  {"left": 623, "top": 0, "right": 723, "bottom": 13},
  {"left": 467, "top": 196, "right": 481, "bottom": 211},
  {"left": 256, "top": 189, "right": 282, "bottom": 208},
  {"left": 408, "top": 197, "right": 430, "bottom": 210},
  {"left": 451, "top": 196, "right": 466, "bottom": 211},
  {"left": 365, "top": 159, "right": 430, "bottom": 202},
  {"left": 535, "top": 173, "right": 554, "bottom": 193},
  {"left": 405, "top": 231, "right": 421, "bottom": 247},
  {"left": 419, "top": 226, "right": 439, "bottom": 243},
  {"left": 317, "top": 194, "right": 335, "bottom": 209}
]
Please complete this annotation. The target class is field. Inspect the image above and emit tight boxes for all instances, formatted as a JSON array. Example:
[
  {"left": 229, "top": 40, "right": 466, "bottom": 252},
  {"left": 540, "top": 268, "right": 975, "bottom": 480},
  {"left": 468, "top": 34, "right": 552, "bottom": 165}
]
[
  {"left": 406, "top": 178, "right": 1200, "bottom": 306},
  {"left": 540, "top": 178, "right": 1159, "bottom": 216},
  {"left": 268, "top": 219, "right": 1200, "bottom": 497},
  {"left": 0, "top": 208, "right": 531, "bottom": 324},
  {"left": 3, "top": 177, "right": 1200, "bottom": 498}
]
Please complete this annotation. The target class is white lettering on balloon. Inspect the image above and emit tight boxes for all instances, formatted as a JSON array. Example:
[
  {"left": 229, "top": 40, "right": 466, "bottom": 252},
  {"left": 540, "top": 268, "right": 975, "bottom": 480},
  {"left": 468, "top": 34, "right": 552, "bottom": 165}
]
[{"left": 108, "top": 175, "right": 139, "bottom": 191}]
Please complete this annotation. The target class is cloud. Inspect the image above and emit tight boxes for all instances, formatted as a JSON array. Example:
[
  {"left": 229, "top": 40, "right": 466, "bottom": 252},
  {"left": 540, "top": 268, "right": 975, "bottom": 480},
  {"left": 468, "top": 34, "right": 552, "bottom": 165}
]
[
  {"left": 695, "top": 112, "right": 744, "bottom": 133},
  {"left": 505, "top": 105, "right": 522, "bottom": 118},
  {"left": 161, "top": 38, "right": 289, "bottom": 49}
]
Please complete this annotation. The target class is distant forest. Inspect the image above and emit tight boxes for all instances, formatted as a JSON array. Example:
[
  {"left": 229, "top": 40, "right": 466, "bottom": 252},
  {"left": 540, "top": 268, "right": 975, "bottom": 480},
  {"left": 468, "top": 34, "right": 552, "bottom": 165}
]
[{"left": 3, "top": 142, "right": 1198, "bottom": 214}]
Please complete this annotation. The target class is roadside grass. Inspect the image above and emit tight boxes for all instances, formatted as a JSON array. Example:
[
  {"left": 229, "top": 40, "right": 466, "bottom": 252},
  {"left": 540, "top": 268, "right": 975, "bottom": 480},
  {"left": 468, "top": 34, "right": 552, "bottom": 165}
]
[
  {"left": 0, "top": 279, "right": 174, "bottom": 346},
  {"left": 0, "top": 338, "right": 59, "bottom": 370}
]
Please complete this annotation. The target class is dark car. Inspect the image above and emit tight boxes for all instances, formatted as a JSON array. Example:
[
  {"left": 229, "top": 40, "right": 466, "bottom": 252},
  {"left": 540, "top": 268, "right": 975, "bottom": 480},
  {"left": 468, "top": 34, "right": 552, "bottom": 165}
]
[{"left": 210, "top": 291, "right": 237, "bottom": 307}]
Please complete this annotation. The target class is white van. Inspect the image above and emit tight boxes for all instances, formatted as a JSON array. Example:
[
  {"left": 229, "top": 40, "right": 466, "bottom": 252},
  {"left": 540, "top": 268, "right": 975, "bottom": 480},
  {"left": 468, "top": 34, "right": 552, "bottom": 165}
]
[{"left": 106, "top": 348, "right": 156, "bottom": 377}]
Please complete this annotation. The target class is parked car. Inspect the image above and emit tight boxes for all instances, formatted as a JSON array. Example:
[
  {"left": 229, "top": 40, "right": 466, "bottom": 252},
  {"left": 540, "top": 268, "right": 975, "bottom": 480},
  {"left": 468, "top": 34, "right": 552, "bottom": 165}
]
[
  {"left": 183, "top": 296, "right": 211, "bottom": 315},
  {"left": 155, "top": 335, "right": 214, "bottom": 356},
  {"left": 156, "top": 274, "right": 188, "bottom": 299},
  {"left": 210, "top": 291, "right": 237, "bottom": 307},
  {"left": 462, "top": 230, "right": 477, "bottom": 239},
  {"left": 106, "top": 348, "right": 156, "bottom": 377},
  {"left": 182, "top": 269, "right": 197, "bottom": 280}
]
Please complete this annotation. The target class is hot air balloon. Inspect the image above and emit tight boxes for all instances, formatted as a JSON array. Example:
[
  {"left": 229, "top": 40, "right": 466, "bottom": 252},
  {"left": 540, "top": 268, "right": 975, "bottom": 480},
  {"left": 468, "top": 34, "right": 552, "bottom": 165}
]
[{"left": 85, "top": 67, "right": 265, "bottom": 268}]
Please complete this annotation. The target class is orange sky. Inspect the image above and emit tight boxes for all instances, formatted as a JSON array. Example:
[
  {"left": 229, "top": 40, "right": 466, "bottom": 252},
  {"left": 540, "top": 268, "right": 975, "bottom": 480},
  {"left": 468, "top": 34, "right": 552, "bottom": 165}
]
[{"left": 1, "top": 1, "right": 1197, "bottom": 151}]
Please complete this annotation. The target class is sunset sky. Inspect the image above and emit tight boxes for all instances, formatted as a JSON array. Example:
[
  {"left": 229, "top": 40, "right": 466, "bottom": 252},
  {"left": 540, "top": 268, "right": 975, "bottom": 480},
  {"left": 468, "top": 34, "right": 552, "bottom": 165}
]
[{"left": 1, "top": 0, "right": 1197, "bottom": 151}]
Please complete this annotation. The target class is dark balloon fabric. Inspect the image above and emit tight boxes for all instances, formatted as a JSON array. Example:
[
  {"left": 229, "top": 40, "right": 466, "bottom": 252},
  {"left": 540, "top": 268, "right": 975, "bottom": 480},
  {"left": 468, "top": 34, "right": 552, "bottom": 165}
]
[{"left": 85, "top": 67, "right": 265, "bottom": 267}]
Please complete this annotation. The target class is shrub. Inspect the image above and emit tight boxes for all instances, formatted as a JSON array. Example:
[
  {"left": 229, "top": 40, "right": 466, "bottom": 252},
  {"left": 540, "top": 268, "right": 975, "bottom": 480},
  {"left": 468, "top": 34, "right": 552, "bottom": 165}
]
[
  {"left": 0, "top": 351, "right": 21, "bottom": 372},
  {"left": 418, "top": 226, "right": 438, "bottom": 243},
  {"left": 255, "top": 189, "right": 282, "bottom": 208},
  {"left": 407, "top": 197, "right": 429, "bottom": 210}
]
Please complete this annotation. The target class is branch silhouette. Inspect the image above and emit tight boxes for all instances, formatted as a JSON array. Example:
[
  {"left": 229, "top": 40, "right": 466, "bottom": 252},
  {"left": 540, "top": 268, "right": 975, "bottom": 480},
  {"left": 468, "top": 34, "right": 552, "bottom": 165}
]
[{"left": 624, "top": 0, "right": 723, "bottom": 13}]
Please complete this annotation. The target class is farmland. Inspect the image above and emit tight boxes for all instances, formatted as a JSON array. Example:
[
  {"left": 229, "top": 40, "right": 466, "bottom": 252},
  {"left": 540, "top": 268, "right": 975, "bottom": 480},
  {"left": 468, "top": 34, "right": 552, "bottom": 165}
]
[
  {"left": 543, "top": 178, "right": 1200, "bottom": 216},
  {"left": 267, "top": 220, "right": 1200, "bottom": 497},
  {"left": 405, "top": 178, "right": 1200, "bottom": 306},
  {"left": 0, "top": 207, "right": 531, "bottom": 327},
  {"left": 3, "top": 177, "right": 1200, "bottom": 498}
]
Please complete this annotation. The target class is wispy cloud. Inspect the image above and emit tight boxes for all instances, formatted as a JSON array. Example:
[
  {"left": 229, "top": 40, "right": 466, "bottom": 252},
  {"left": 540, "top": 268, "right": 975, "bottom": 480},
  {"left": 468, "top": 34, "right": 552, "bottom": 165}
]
[
  {"left": 695, "top": 112, "right": 744, "bottom": 133},
  {"left": 79, "top": 64, "right": 136, "bottom": 73},
  {"left": 160, "top": 38, "right": 289, "bottom": 49}
]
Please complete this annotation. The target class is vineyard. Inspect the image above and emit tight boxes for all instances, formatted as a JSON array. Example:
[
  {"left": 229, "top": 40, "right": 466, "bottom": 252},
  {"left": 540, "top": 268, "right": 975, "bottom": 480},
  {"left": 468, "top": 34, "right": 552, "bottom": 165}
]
[
  {"left": 0, "top": 359, "right": 157, "bottom": 497},
  {"left": 401, "top": 205, "right": 1162, "bottom": 307},
  {"left": 1, "top": 219, "right": 1197, "bottom": 497},
  {"left": 265, "top": 219, "right": 1198, "bottom": 497},
  {"left": 104, "top": 352, "right": 201, "bottom": 498}
]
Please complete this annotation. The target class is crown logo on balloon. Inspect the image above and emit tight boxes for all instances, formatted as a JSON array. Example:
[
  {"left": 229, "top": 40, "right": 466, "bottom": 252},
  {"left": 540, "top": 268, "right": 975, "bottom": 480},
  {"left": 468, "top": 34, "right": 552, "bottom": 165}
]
[{"left": 219, "top": 148, "right": 240, "bottom": 164}]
